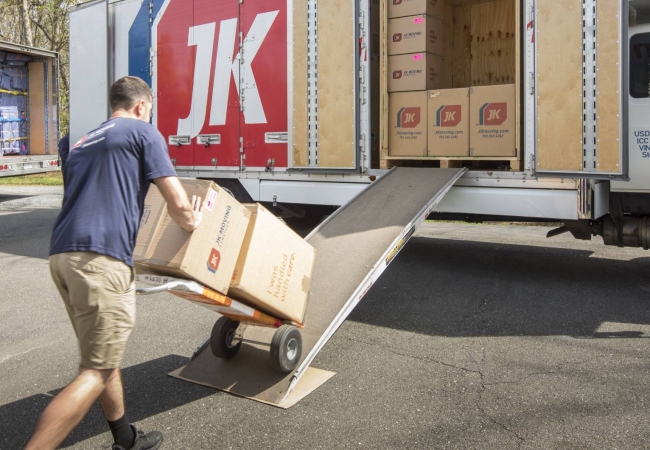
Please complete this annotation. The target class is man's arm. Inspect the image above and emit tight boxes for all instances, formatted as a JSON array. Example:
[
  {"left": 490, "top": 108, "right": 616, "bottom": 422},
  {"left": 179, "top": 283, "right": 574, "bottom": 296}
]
[{"left": 153, "top": 176, "right": 203, "bottom": 232}]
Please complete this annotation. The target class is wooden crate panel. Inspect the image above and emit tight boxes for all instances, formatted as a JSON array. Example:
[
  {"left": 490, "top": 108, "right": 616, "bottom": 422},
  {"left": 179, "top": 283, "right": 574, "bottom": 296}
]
[
  {"left": 470, "top": 0, "right": 516, "bottom": 86},
  {"left": 317, "top": 0, "right": 356, "bottom": 168},
  {"left": 451, "top": 5, "right": 472, "bottom": 88},
  {"left": 536, "top": 0, "right": 583, "bottom": 172},
  {"left": 292, "top": 0, "right": 309, "bottom": 167},
  {"left": 596, "top": 0, "right": 622, "bottom": 173}
]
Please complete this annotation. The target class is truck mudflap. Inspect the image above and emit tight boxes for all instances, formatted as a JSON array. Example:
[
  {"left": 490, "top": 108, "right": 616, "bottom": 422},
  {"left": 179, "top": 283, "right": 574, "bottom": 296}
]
[{"left": 169, "top": 167, "right": 466, "bottom": 407}]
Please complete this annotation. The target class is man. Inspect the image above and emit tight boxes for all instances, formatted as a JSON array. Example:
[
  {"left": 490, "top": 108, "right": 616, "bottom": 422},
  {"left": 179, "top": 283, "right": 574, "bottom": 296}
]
[
  {"left": 58, "top": 132, "right": 70, "bottom": 166},
  {"left": 26, "top": 76, "right": 202, "bottom": 450}
]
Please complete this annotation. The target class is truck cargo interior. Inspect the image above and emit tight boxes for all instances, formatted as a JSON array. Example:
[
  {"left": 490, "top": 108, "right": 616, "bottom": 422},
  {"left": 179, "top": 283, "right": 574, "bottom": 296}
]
[
  {"left": 0, "top": 46, "right": 57, "bottom": 161},
  {"left": 378, "top": 0, "right": 521, "bottom": 171}
]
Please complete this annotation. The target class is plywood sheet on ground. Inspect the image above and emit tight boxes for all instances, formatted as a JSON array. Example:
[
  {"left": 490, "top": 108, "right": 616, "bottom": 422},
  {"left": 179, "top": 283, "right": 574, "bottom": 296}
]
[
  {"left": 316, "top": 0, "right": 356, "bottom": 168},
  {"left": 173, "top": 168, "right": 465, "bottom": 406},
  {"left": 596, "top": 0, "right": 622, "bottom": 173},
  {"left": 536, "top": 0, "right": 583, "bottom": 172}
]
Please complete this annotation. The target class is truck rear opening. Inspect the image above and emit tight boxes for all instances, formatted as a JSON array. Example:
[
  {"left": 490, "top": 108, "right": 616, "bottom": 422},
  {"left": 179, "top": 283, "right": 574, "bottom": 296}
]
[{"left": 0, "top": 41, "right": 59, "bottom": 177}]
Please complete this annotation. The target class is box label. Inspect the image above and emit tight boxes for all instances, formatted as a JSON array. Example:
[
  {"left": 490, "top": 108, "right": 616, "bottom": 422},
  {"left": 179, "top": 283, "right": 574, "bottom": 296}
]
[
  {"left": 397, "top": 107, "right": 421, "bottom": 128},
  {"left": 207, "top": 248, "right": 222, "bottom": 273},
  {"left": 205, "top": 189, "right": 217, "bottom": 211},
  {"left": 478, "top": 102, "right": 508, "bottom": 126},
  {"left": 435, "top": 105, "right": 462, "bottom": 127}
]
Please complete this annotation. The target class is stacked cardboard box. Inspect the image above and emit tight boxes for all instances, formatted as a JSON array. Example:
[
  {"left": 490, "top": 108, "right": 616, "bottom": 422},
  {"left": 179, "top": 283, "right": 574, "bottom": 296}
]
[
  {"left": 390, "top": 84, "right": 516, "bottom": 158},
  {"left": 134, "top": 179, "right": 315, "bottom": 324},
  {"left": 387, "top": 0, "right": 445, "bottom": 156}
]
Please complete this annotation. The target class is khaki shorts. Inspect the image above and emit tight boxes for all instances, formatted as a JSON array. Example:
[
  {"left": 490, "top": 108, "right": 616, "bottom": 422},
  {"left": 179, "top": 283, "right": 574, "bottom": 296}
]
[{"left": 49, "top": 252, "right": 136, "bottom": 370}]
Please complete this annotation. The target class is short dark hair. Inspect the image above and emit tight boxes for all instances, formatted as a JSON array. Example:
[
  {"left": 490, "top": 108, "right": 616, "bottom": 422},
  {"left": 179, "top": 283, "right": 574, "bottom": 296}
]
[{"left": 109, "top": 76, "right": 152, "bottom": 111}]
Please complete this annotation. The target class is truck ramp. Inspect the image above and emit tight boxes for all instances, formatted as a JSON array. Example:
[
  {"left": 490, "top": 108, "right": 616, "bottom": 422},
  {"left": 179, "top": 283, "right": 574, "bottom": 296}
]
[{"left": 170, "top": 167, "right": 466, "bottom": 407}]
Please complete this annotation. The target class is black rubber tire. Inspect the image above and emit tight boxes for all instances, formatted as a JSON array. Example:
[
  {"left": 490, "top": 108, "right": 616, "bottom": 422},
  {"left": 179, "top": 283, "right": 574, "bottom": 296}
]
[
  {"left": 210, "top": 317, "right": 242, "bottom": 360},
  {"left": 270, "top": 325, "right": 302, "bottom": 373}
]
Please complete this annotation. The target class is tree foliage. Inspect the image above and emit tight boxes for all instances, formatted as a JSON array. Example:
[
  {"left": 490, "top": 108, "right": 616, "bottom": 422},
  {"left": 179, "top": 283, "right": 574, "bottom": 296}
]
[{"left": 0, "top": 0, "right": 84, "bottom": 131}]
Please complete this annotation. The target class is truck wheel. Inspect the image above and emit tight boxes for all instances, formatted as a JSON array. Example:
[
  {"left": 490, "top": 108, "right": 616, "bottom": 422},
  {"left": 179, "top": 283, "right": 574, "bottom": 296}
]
[
  {"left": 270, "top": 325, "right": 302, "bottom": 373},
  {"left": 210, "top": 317, "right": 242, "bottom": 360}
]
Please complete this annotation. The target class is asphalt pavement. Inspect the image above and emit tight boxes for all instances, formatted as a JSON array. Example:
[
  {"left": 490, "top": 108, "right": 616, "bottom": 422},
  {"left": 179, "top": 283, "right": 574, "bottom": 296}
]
[{"left": 1, "top": 186, "right": 649, "bottom": 449}]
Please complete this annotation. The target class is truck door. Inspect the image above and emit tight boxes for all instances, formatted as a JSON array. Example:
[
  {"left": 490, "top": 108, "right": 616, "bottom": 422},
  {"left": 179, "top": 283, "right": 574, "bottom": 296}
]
[
  {"left": 69, "top": 0, "right": 109, "bottom": 145},
  {"left": 239, "top": 1, "right": 288, "bottom": 170},
  {"left": 530, "top": 0, "right": 628, "bottom": 178},
  {"left": 153, "top": 0, "right": 241, "bottom": 169},
  {"left": 290, "top": 0, "right": 359, "bottom": 170}
]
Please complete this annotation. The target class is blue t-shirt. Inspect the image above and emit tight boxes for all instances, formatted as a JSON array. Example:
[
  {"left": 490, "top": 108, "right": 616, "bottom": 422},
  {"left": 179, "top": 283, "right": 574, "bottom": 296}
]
[{"left": 50, "top": 118, "right": 177, "bottom": 267}]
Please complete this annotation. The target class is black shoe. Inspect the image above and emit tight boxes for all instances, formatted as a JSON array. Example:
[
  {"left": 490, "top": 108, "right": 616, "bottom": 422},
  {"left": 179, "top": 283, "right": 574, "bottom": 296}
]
[{"left": 112, "top": 424, "right": 163, "bottom": 450}]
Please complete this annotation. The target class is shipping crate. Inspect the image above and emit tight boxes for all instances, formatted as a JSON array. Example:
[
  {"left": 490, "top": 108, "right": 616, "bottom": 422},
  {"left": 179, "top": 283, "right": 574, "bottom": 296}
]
[{"left": 379, "top": 0, "right": 521, "bottom": 170}]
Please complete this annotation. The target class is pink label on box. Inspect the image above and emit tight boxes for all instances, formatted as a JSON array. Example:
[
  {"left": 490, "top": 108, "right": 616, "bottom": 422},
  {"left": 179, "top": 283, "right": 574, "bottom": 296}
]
[
  {"left": 414, "top": 17, "right": 424, "bottom": 24},
  {"left": 412, "top": 54, "right": 423, "bottom": 61}
]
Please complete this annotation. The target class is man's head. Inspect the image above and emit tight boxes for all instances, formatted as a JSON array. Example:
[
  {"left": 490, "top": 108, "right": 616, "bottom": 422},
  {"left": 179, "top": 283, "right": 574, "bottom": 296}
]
[{"left": 109, "top": 76, "right": 153, "bottom": 122}]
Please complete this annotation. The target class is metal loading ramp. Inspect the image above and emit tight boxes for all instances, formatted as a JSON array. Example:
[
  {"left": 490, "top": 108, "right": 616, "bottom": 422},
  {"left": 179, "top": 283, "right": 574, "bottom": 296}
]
[{"left": 170, "top": 167, "right": 466, "bottom": 407}]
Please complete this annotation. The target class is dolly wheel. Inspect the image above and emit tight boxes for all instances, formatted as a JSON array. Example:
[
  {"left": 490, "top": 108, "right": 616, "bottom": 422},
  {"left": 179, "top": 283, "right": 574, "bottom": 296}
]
[
  {"left": 210, "top": 317, "right": 242, "bottom": 360},
  {"left": 270, "top": 325, "right": 302, "bottom": 373}
]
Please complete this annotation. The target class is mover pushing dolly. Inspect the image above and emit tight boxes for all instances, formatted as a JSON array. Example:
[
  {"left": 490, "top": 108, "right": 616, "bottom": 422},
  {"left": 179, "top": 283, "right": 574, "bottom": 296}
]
[{"left": 136, "top": 274, "right": 304, "bottom": 373}]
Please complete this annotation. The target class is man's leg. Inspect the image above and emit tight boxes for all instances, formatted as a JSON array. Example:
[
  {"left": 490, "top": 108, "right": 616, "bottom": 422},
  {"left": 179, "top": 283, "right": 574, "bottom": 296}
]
[
  {"left": 99, "top": 369, "right": 136, "bottom": 449},
  {"left": 25, "top": 368, "right": 115, "bottom": 450}
]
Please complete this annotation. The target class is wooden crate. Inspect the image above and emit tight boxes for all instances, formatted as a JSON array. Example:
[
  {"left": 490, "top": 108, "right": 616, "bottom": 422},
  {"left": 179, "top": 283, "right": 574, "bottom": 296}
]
[{"left": 379, "top": 0, "right": 522, "bottom": 170}]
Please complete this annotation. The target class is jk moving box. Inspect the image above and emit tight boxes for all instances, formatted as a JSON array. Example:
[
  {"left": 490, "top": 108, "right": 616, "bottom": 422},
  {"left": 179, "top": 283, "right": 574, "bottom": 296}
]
[
  {"left": 388, "top": 0, "right": 444, "bottom": 20},
  {"left": 134, "top": 179, "right": 251, "bottom": 295},
  {"left": 388, "top": 15, "right": 444, "bottom": 57},
  {"left": 388, "top": 53, "right": 444, "bottom": 92},
  {"left": 428, "top": 88, "right": 470, "bottom": 157},
  {"left": 469, "top": 84, "right": 516, "bottom": 157},
  {"left": 229, "top": 204, "right": 315, "bottom": 324},
  {"left": 389, "top": 91, "right": 428, "bottom": 156}
]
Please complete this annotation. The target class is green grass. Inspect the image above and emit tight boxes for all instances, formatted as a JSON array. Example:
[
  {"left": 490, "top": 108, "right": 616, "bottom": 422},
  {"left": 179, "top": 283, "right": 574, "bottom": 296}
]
[{"left": 0, "top": 171, "right": 63, "bottom": 186}]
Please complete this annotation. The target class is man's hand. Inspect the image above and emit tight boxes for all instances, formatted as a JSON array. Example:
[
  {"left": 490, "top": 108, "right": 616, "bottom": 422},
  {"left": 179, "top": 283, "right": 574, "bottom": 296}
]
[
  {"left": 153, "top": 176, "right": 204, "bottom": 232},
  {"left": 190, "top": 195, "right": 204, "bottom": 230}
]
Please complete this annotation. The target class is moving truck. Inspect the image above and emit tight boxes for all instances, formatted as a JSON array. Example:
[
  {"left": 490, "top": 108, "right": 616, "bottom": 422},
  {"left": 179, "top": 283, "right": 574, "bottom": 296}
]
[
  {"left": 0, "top": 41, "right": 60, "bottom": 178},
  {"left": 69, "top": 0, "right": 650, "bottom": 250}
]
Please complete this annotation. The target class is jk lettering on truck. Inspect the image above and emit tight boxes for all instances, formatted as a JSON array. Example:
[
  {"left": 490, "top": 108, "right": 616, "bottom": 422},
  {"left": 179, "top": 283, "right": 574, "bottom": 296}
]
[
  {"left": 478, "top": 102, "right": 507, "bottom": 126},
  {"left": 146, "top": 0, "right": 288, "bottom": 168},
  {"left": 435, "top": 105, "right": 461, "bottom": 127},
  {"left": 396, "top": 107, "right": 420, "bottom": 128}
]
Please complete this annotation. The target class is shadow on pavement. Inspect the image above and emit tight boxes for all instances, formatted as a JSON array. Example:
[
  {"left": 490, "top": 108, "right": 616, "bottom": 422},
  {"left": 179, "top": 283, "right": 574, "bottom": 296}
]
[
  {"left": 349, "top": 236, "right": 650, "bottom": 338},
  {"left": 0, "top": 354, "right": 216, "bottom": 449},
  {"left": 0, "top": 208, "right": 59, "bottom": 260}
]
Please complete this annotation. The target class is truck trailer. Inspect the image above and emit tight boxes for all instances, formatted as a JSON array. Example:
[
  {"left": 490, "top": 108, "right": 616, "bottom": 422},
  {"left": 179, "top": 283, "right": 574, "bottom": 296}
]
[
  {"left": 67, "top": 0, "right": 650, "bottom": 406},
  {"left": 0, "top": 41, "right": 60, "bottom": 178}
]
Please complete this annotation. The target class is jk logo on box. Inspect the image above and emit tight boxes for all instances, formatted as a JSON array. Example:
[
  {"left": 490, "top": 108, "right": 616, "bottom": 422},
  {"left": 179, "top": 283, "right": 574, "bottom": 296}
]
[
  {"left": 393, "top": 33, "right": 402, "bottom": 42},
  {"left": 478, "top": 103, "right": 507, "bottom": 126},
  {"left": 393, "top": 70, "right": 403, "bottom": 79},
  {"left": 207, "top": 248, "right": 222, "bottom": 274},
  {"left": 396, "top": 107, "right": 420, "bottom": 128},
  {"left": 435, "top": 105, "right": 462, "bottom": 127},
  {"left": 393, "top": 0, "right": 402, "bottom": 4}
]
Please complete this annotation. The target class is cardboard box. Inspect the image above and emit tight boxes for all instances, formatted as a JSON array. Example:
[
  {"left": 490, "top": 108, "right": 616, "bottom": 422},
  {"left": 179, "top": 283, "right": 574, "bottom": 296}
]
[
  {"left": 469, "top": 84, "right": 517, "bottom": 157},
  {"left": 388, "top": 53, "right": 444, "bottom": 92},
  {"left": 428, "top": 88, "right": 470, "bottom": 157},
  {"left": 388, "top": 15, "right": 444, "bottom": 57},
  {"left": 229, "top": 204, "right": 315, "bottom": 324},
  {"left": 388, "top": 0, "right": 443, "bottom": 20},
  {"left": 388, "top": 91, "right": 428, "bottom": 156},
  {"left": 134, "top": 179, "right": 252, "bottom": 294}
]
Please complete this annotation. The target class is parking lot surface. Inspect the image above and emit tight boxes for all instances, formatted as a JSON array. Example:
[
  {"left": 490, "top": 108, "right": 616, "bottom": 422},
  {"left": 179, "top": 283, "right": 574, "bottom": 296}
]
[{"left": 1, "top": 187, "right": 649, "bottom": 449}]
